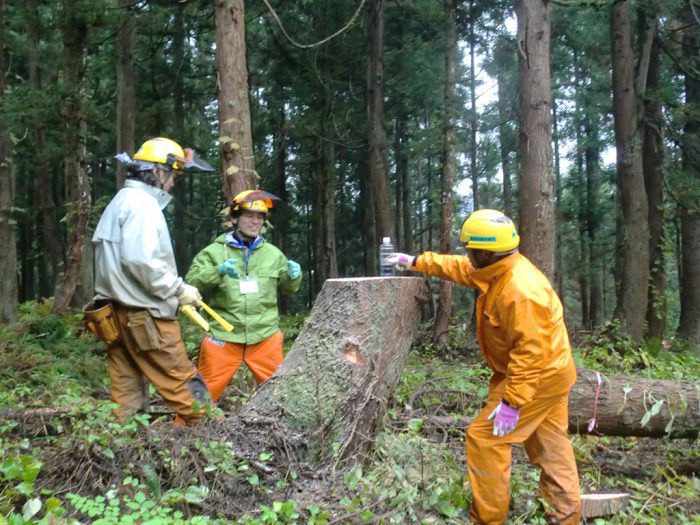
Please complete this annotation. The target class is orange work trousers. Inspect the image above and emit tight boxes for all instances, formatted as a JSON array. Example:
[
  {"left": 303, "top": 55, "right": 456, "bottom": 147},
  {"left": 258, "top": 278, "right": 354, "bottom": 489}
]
[
  {"left": 108, "top": 304, "right": 209, "bottom": 425},
  {"left": 466, "top": 383, "right": 580, "bottom": 524},
  {"left": 197, "top": 331, "right": 284, "bottom": 402}
]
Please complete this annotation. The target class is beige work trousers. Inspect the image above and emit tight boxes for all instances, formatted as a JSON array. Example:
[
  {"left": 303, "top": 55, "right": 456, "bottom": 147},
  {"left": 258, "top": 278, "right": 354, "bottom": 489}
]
[{"left": 107, "top": 303, "right": 209, "bottom": 425}]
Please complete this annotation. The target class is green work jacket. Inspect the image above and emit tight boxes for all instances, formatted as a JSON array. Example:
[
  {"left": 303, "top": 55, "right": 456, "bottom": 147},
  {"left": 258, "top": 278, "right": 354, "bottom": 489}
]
[{"left": 186, "top": 233, "right": 302, "bottom": 344}]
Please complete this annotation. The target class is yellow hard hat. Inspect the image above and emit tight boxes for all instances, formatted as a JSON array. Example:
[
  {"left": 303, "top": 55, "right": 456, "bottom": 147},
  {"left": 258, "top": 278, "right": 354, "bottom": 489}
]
[
  {"left": 133, "top": 137, "right": 214, "bottom": 172},
  {"left": 459, "top": 209, "right": 520, "bottom": 252},
  {"left": 133, "top": 137, "right": 186, "bottom": 169},
  {"left": 230, "top": 189, "right": 281, "bottom": 215}
]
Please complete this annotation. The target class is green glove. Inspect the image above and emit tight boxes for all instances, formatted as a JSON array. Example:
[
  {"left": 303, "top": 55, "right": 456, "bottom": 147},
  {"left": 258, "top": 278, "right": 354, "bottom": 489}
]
[
  {"left": 217, "top": 259, "right": 240, "bottom": 279},
  {"left": 287, "top": 260, "right": 301, "bottom": 279}
]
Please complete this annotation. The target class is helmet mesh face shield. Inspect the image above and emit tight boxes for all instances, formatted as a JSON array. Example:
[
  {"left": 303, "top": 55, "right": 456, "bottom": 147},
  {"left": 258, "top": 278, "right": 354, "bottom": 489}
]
[
  {"left": 229, "top": 189, "right": 281, "bottom": 216},
  {"left": 459, "top": 209, "right": 520, "bottom": 252}
]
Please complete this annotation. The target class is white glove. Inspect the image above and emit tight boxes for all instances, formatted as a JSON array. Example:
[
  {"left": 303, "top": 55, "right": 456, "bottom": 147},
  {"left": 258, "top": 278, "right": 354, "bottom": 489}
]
[
  {"left": 177, "top": 283, "right": 201, "bottom": 306},
  {"left": 387, "top": 252, "right": 415, "bottom": 270}
]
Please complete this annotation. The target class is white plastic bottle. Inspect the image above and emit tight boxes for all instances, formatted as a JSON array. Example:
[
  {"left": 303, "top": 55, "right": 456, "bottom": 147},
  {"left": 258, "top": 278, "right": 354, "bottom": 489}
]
[{"left": 379, "top": 237, "right": 395, "bottom": 277}]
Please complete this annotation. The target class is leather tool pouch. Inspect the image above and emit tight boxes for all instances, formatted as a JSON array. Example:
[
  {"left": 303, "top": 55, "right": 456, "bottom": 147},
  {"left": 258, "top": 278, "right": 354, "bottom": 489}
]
[{"left": 82, "top": 300, "right": 121, "bottom": 345}]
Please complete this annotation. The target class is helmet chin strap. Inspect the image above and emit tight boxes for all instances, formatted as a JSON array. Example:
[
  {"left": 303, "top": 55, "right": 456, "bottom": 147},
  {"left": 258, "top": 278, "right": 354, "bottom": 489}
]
[
  {"left": 493, "top": 248, "right": 519, "bottom": 257},
  {"left": 153, "top": 166, "right": 174, "bottom": 190}
]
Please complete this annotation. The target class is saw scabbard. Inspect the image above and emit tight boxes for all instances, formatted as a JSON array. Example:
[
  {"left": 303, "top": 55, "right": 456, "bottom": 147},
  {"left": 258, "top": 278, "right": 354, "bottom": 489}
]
[
  {"left": 181, "top": 304, "right": 209, "bottom": 332},
  {"left": 180, "top": 301, "right": 233, "bottom": 333}
]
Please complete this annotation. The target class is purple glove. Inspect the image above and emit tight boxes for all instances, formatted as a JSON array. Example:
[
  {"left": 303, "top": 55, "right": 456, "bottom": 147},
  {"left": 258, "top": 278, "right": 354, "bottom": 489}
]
[
  {"left": 487, "top": 401, "right": 520, "bottom": 437},
  {"left": 387, "top": 252, "right": 414, "bottom": 270}
]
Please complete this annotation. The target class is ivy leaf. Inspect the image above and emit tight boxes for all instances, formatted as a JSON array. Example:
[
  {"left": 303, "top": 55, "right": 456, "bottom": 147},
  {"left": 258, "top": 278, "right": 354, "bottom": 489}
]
[
  {"left": 22, "top": 497, "right": 41, "bottom": 520},
  {"left": 664, "top": 416, "right": 674, "bottom": 435},
  {"left": 650, "top": 399, "right": 664, "bottom": 416},
  {"left": 640, "top": 411, "right": 652, "bottom": 427},
  {"left": 184, "top": 485, "right": 209, "bottom": 504}
]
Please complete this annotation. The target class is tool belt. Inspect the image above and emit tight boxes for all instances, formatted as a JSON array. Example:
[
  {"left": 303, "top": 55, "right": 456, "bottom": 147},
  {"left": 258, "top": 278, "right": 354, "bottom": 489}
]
[{"left": 82, "top": 299, "right": 121, "bottom": 344}]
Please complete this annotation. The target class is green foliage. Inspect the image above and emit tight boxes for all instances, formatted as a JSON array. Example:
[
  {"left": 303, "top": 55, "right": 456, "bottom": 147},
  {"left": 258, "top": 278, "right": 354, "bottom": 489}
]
[
  {"left": 577, "top": 321, "right": 700, "bottom": 380},
  {"left": 1, "top": 304, "right": 698, "bottom": 524},
  {"left": 278, "top": 313, "right": 308, "bottom": 352},
  {"left": 0, "top": 300, "right": 107, "bottom": 409},
  {"left": 394, "top": 347, "right": 490, "bottom": 414},
  {"left": 0, "top": 453, "right": 68, "bottom": 524},
  {"left": 344, "top": 431, "right": 469, "bottom": 523},
  {"left": 66, "top": 488, "right": 219, "bottom": 525}
]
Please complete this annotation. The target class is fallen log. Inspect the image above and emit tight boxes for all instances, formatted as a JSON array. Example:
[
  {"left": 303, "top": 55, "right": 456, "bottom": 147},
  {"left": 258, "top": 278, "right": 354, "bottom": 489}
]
[
  {"left": 580, "top": 493, "right": 630, "bottom": 519},
  {"left": 396, "top": 369, "right": 700, "bottom": 439},
  {"left": 568, "top": 369, "right": 700, "bottom": 439},
  {"left": 237, "top": 277, "right": 424, "bottom": 465}
]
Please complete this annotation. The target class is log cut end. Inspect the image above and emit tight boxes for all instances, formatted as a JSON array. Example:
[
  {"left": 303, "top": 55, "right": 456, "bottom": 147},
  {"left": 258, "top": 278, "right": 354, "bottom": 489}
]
[{"left": 580, "top": 493, "right": 630, "bottom": 518}]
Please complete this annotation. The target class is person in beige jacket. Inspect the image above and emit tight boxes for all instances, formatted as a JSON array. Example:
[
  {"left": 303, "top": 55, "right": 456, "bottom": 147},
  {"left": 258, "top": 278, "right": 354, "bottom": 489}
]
[{"left": 92, "top": 137, "right": 213, "bottom": 426}]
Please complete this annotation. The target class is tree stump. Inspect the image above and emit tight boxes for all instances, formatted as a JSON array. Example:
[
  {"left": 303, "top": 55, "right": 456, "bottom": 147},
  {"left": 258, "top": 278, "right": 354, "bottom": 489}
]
[
  {"left": 237, "top": 277, "right": 424, "bottom": 465},
  {"left": 569, "top": 369, "right": 700, "bottom": 438}
]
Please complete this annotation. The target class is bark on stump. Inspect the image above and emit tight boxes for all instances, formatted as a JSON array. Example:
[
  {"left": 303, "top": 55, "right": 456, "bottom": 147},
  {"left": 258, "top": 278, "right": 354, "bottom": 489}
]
[
  {"left": 237, "top": 277, "right": 424, "bottom": 465},
  {"left": 569, "top": 369, "right": 700, "bottom": 439}
]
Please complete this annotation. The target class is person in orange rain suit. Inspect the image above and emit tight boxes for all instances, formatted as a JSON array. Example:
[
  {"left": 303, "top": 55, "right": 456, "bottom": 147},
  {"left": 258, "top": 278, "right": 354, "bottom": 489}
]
[
  {"left": 185, "top": 190, "right": 303, "bottom": 402},
  {"left": 389, "top": 209, "right": 581, "bottom": 524}
]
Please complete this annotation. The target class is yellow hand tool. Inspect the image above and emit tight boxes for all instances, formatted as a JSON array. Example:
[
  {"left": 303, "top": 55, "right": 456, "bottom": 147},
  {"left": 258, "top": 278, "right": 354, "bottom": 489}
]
[
  {"left": 181, "top": 304, "right": 209, "bottom": 332},
  {"left": 199, "top": 301, "right": 234, "bottom": 332}
]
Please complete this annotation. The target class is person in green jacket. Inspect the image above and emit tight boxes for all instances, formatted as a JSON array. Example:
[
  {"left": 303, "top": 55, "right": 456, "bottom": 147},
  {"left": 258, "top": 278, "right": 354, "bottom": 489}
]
[{"left": 186, "top": 190, "right": 302, "bottom": 402}]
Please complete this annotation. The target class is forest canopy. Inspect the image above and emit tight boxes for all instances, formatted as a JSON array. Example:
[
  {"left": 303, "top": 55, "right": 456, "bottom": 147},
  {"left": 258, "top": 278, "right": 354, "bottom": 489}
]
[{"left": 0, "top": 0, "right": 699, "bottom": 344}]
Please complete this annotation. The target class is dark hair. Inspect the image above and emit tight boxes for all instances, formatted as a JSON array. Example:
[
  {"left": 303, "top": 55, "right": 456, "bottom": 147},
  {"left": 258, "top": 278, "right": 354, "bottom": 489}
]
[{"left": 126, "top": 166, "right": 163, "bottom": 187}]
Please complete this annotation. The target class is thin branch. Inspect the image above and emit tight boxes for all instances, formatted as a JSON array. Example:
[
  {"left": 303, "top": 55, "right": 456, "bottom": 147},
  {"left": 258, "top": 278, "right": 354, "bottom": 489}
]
[{"left": 261, "top": 0, "right": 366, "bottom": 49}]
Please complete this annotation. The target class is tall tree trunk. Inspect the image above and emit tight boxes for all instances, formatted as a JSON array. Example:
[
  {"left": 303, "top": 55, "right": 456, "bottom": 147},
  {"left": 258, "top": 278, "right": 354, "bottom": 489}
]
[
  {"left": 643, "top": 29, "right": 666, "bottom": 341},
  {"left": 0, "top": 0, "right": 18, "bottom": 323},
  {"left": 172, "top": 4, "right": 189, "bottom": 275},
  {"left": 427, "top": 148, "right": 434, "bottom": 251},
  {"left": 28, "top": 0, "right": 63, "bottom": 298},
  {"left": 18, "top": 208, "right": 34, "bottom": 302},
  {"left": 575, "top": 101, "right": 590, "bottom": 329},
  {"left": 677, "top": 5, "right": 700, "bottom": 348},
  {"left": 552, "top": 97, "right": 565, "bottom": 303},
  {"left": 585, "top": 120, "right": 604, "bottom": 328},
  {"left": 313, "top": 102, "right": 338, "bottom": 285},
  {"left": 433, "top": 0, "right": 457, "bottom": 349},
  {"left": 516, "top": 0, "right": 555, "bottom": 281},
  {"left": 360, "top": 154, "right": 376, "bottom": 277},
  {"left": 572, "top": 53, "right": 590, "bottom": 328},
  {"left": 495, "top": 36, "right": 516, "bottom": 218},
  {"left": 367, "top": 0, "right": 393, "bottom": 248},
  {"left": 468, "top": 3, "right": 479, "bottom": 211},
  {"left": 610, "top": 1, "right": 650, "bottom": 341},
  {"left": 395, "top": 110, "right": 413, "bottom": 252},
  {"left": 53, "top": 0, "right": 91, "bottom": 313},
  {"left": 215, "top": 0, "right": 256, "bottom": 202},
  {"left": 273, "top": 102, "right": 291, "bottom": 311},
  {"left": 116, "top": 0, "right": 135, "bottom": 189}
]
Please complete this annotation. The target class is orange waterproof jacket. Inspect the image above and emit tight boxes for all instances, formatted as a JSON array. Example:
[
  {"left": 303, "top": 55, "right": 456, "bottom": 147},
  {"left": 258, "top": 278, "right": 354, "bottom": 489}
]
[{"left": 415, "top": 252, "right": 576, "bottom": 408}]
